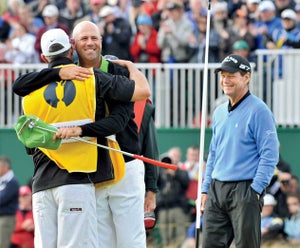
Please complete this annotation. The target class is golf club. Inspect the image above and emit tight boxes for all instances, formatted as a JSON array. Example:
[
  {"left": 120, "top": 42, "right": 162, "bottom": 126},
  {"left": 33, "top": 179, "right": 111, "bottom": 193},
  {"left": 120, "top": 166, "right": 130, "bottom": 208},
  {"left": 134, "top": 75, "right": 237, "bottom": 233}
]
[{"left": 25, "top": 118, "right": 178, "bottom": 171}]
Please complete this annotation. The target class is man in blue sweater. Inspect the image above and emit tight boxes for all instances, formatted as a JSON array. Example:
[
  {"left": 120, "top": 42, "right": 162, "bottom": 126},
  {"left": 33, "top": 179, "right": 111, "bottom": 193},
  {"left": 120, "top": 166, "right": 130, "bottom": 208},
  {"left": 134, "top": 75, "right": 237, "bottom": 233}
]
[{"left": 200, "top": 54, "right": 279, "bottom": 248}]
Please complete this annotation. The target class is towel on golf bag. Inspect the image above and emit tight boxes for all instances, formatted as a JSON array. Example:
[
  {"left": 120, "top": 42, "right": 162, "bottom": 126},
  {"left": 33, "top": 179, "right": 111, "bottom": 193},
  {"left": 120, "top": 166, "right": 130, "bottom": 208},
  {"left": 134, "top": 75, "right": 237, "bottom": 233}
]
[{"left": 14, "top": 114, "right": 62, "bottom": 150}]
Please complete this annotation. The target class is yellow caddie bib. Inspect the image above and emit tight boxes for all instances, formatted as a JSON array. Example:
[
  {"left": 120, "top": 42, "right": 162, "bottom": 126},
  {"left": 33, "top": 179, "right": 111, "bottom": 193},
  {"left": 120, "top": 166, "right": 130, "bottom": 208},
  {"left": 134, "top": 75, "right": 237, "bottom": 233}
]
[
  {"left": 95, "top": 134, "right": 125, "bottom": 188},
  {"left": 22, "top": 64, "right": 97, "bottom": 173}
]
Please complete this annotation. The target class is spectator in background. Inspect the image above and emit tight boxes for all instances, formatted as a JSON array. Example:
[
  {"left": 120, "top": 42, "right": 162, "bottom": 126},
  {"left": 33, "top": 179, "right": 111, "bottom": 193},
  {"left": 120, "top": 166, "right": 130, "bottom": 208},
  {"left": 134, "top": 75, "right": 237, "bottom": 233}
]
[
  {"left": 59, "top": 0, "right": 86, "bottom": 30},
  {"left": 261, "top": 194, "right": 284, "bottom": 244},
  {"left": 128, "top": 0, "right": 145, "bottom": 34},
  {"left": 99, "top": 5, "right": 133, "bottom": 60},
  {"left": 75, "top": 0, "right": 106, "bottom": 26},
  {"left": 274, "top": 0, "right": 296, "bottom": 17},
  {"left": 283, "top": 193, "right": 300, "bottom": 246},
  {"left": 130, "top": 14, "right": 161, "bottom": 63},
  {"left": 27, "top": 0, "right": 57, "bottom": 19},
  {"left": 143, "top": 0, "right": 166, "bottom": 32},
  {"left": 10, "top": 185, "right": 34, "bottom": 248},
  {"left": 232, "top": 40, "right": 250, "bottom": 58},
  {"left": 0, "top": 156, "right": 20, "bottom": 248},
  {"left": 180, "top": 145, "right": 201, "bottom": 220},
  {"left": 251, "top": 0, "right": 283, "bottom": 49},
  {"left": 267, "top": 153, "right": 292, "bottom": 197},
  {"left": 157, "top": 1, "right": 197, "bottom": 63},
  {"left": 219, "top": 8, "right": 256, "bottom": 59},
  {"left": 211, "top": 1, "right": 232, "bottom": 41},
  {"left": 186, "top": 0, "right": 206, "bottom": 33},
  {"left": 5, "top": 22, "right": 39, "bottom": 64},
  {"left": 190, "top": 10, "right": 220, "bottom": 63},
  {"left": 2, "top": 0, "right": 24, "bottom": 24},
  {"left": 166, "top": 146, "right": 183, "bottom": 166},
  {"left": 245, "top": 0, "right": 260, "bottom": 24},
  {"left": 16, "top": 3, "right": 44, "bottom": 35},
  {"left": 290, "top": 175, "right": 300, "bottom": 194},
  {"left": 157, "top": 156, "right": 191, "bottom": 247},
  {"left": 141, "top": 0, "right": 161, "bottom": 18},
  {"left": 232, "top": 40, "right": 257, "bottom": 65},
  {"left": 266, "top": 9, "right": 300, "bottom": 49},
  {"left": 141, "top": 0, "right": 168, "bottom": 30},
  {"left": 180, "top": 145, "right": 199, "bottom": 180},
  {"left": 273, "top": 172, "right": 294, "bottom": 218},
  {"left": 34, "top": 4, "right": 70, "bottom": 61}
]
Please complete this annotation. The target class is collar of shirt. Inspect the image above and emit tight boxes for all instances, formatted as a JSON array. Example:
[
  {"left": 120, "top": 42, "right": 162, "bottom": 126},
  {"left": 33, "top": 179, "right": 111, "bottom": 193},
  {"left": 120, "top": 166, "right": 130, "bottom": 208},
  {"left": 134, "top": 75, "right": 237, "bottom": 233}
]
[
  {"left": 228, "top": 91, "right": 251, "bottom": 112},
  {"left": 49, "top": 57, "right": 74, "bottom": 68}
]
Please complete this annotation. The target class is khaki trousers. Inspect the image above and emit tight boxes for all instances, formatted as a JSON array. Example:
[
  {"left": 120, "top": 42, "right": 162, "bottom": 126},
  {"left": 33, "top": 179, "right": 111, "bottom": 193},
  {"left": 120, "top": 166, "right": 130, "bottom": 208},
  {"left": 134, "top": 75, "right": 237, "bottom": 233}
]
[{"left": 0, "top": 215, "right": 16, "bottom": 248}]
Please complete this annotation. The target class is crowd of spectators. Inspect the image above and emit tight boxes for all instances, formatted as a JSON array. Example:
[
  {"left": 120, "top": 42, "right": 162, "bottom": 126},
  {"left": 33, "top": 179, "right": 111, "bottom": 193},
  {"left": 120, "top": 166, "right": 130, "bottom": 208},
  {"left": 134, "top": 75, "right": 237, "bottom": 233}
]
[
  {"left": 255, "top": 156, "right": 300, "bottom": 248},
  {"left": 0, "top": 0, "right": 300, "bottom": 65}
]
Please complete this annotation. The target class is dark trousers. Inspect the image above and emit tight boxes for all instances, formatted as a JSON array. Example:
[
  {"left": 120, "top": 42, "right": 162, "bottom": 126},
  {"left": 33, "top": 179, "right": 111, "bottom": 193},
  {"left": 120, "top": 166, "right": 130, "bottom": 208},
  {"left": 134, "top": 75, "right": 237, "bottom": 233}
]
[{"left": 202, "top": 180, "right": 263, "bottom": 248}]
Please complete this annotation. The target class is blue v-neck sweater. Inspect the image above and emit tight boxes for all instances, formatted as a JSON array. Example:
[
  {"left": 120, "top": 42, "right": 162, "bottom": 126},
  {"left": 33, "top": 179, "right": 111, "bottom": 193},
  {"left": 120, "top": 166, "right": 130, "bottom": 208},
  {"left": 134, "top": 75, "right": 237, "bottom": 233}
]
[{"left": 202, "top": 94, "right": 279, "bottom": 195}]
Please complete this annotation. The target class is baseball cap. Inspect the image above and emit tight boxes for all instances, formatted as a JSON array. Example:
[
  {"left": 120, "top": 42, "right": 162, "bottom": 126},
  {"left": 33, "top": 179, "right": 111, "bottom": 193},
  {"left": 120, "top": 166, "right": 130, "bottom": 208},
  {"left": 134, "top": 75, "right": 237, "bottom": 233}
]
[
  {"left": 41, "top": 28, "right": 71, "bottom": 56},
  {"left": 264, "top": 194, "right": 277, "bottom": 206},
  {"left": 19, "top": 185, "right": 32, "bottom": 196},
  {"left": 215, "top": 54, "right": 251, "bottom": 73},
  {"left": 99, "top": 6, "right": 115, "bottom": 17},
  {"left": 281, "top": 9, "right": 297, "bottom": 21},
  {"left": 232, "top": 40, "right": 250, "bottom": 51},
  {"left": 258, "top": 1, "right": 275, "bottom": 12},
  {"left": 136, "top": 14, "right": 153, "bottom": 25},
  {"left": 42, "top": 4, "right": 59, "bottom": 17}
]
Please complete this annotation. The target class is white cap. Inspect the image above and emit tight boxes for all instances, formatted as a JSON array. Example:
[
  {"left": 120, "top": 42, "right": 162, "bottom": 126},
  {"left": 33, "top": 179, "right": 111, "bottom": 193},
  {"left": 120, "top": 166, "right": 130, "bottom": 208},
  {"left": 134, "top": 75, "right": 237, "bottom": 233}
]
[
  {"left": 41, "top": 28, "right": 71, "bottom": 56},
  {"left": 281, "top": 9, "right": 297, "bottom": 21},
  {"left": 264, "top": 194, "right": 277, "bottom": 206},
  {"left": 99, "top": 6, "right": 115, "bottom": 17},
  {"left": 42, "top": 4, "right": 59, "bottom": 17},
  {"left": 258, "top": 1, "right": 275, "bottom": 12}
]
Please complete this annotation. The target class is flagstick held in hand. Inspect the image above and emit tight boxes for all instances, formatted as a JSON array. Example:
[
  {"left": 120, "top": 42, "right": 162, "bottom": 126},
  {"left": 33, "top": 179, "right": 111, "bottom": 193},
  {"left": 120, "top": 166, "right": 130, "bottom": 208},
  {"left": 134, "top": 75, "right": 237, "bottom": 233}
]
[
  {"left": 14, "top": 115, "right": 177, "bottom": 171},
  {"left": 195, "top": 0, "right": 211, "bottom": 247}
]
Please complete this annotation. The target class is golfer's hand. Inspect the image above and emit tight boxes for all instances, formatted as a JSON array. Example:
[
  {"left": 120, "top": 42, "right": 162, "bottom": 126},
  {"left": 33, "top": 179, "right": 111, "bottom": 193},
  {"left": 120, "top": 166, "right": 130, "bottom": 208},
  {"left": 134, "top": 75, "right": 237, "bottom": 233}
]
[
  {"left": 200, "top": 193, "right": 207, "bottom": 215},
  {"left": 144, "top": 191, "right": 156, "bottom": 213},
  {"left": 53, "top": 127, "right": 82, "bottom": 142},
  {"left": 59, "top": 66, "right": 93, "bottom": 81}
]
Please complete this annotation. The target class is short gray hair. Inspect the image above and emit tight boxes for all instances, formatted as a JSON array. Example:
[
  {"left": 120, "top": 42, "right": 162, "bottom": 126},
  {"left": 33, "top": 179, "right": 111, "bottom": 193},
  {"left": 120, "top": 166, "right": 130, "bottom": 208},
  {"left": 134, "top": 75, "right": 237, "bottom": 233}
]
[{"left": 0, "top": 156, "right": 11, "bottom": 169}]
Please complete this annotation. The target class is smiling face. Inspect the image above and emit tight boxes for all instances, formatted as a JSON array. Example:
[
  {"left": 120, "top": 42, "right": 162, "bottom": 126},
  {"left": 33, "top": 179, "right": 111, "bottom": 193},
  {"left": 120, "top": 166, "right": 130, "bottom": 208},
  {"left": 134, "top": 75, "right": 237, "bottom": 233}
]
[
  {"left": 72, "top": 21, "right": 103, "bottom": 68},
  {"left": 220, "top": 70, "right": 250, "bottom": 106}
]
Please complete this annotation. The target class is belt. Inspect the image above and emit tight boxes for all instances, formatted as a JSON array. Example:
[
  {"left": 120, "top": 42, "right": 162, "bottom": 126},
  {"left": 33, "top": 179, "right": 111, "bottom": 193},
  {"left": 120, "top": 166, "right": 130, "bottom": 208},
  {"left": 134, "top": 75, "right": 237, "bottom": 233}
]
[{"left": 214, "top": 179, "right": 253, "bottom": 183}]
